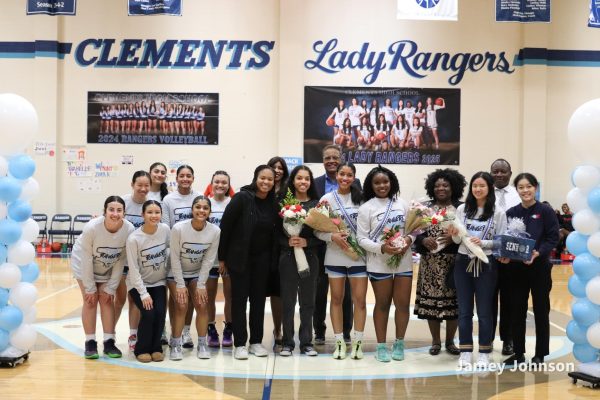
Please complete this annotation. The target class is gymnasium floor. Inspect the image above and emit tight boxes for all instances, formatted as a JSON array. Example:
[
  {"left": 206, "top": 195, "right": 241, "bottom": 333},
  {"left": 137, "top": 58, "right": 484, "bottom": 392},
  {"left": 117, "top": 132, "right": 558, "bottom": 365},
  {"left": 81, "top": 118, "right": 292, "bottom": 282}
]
[{"left": 1, "top": 256, "right": 597, "bottom": 399}]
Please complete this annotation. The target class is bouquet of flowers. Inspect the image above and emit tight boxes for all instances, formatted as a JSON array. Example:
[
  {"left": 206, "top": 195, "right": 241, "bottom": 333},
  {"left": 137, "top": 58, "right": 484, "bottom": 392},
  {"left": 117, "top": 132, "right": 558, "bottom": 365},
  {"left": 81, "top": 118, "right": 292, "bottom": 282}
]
[
  {"left": 448, "top": 221, "right": 489, "bottom": 264},
  {"left": 403, "top": 201, "right": 434, "bottom": 235},
  {"left": 304, "top": 200, "right": 365, "bottom": 261},
  {"left": 423, "top": 207, "right": 456, "bottom": 253},
  {"left": 279, "top": 189, "right": 310, "bottom": 278},
  {"left": 381, "top": 225, "right": 407, "bottom": 269}
]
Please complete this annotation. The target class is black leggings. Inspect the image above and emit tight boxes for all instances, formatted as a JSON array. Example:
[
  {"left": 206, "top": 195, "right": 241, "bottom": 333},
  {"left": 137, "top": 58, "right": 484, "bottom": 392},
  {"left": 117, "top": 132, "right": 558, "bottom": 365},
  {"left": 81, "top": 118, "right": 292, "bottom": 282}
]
[{"left": 129, "top": 286, "right": 167, "bottom": 356}]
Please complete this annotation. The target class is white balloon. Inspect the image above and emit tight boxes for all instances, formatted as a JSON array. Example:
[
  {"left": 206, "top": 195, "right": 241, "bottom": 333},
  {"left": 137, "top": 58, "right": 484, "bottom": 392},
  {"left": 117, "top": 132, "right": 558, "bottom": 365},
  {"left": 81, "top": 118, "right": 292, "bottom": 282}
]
[
  {"left": 8, "top": 282, "right": 37, "bottom": 311},
  {"left": 20, "top": 218, "right": 39, "bottom": 243},
  {"left": 588, "top": 233, "right": 600, "bottom": 258},
  {"left": 587, "top": 322, "right": 600, "bottom": 349},
  {"left": 19, "top": 177, "right": 39, "bottom": 201},
  {"left": 0, "top": 156, "right": 7, "bottom": 177},
  {"left": 9, "top": 324, "right": 37, "bottom": 351},
  {"left": 0, "top": 202, "right": 6, "bottom": 219},
  {"left": 567, "top": 188, "right": 589, "bottom": 213},
  {"left": 586, "top": 276, "right": 600, "bottom": 305},
  {"left": 573, "top": 166, "right": 600, "bottom": 192},
  {"left": 573, "top": 209, "right": 600, "bottom": 235},
  {"left": 0, "top": 262, "right": 21, "bottom": 289},
  {"left": 568, "top": 99, "right": 600, "bottom": 164},
  {"left": 0, "top": 94, "right": 38, "bottom": 157},
  {"left": 7, "top": 240, "right": 35, "bottom": 266},
  {"left": 23, "top": 306, "right": 36, "bottom": 324}
]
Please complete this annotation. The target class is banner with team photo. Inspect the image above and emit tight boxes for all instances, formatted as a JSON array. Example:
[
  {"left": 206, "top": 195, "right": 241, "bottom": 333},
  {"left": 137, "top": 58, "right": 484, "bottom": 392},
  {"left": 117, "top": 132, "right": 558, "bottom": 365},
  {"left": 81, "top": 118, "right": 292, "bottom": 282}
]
[
  {"left": 27, "top": 0, "right": 76, "bottom": 15},
  {"left": 304, "top": 86, "right": 460, "bottom": 165},
  {"left": 128, "top": 0, "right": 182, "bottom": 16},
  {"left": 496, "top": 0, "right": 551, "bottom": 23},
  {"left": 397, "top": 0, "right": 458, "bottom": 21},
  {"left": 589, "top": 0, "right": 600, "bottom": 28},
  {"left": 87, "top": 91, "right": 218, "bottom": 145}
]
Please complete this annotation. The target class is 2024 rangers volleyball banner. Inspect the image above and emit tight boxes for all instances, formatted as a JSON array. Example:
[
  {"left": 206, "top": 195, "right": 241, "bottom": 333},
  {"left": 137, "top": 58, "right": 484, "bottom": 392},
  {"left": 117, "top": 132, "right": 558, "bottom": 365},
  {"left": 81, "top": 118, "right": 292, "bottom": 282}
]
[
  {"left": 87, "top": 91, "right": 218, "bottom": 145},
  {"left": 304, "top": 86, "right": 460, "bottom": 165}
]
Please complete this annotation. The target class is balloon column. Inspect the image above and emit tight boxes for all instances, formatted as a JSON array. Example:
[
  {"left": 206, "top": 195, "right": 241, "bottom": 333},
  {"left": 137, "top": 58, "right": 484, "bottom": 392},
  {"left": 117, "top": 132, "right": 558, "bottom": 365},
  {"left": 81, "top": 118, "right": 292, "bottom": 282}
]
[
  {"left": 566, "top": 99, "right": 600, "bottom": 374},
  {"left": 0, "top": 93, "right": 40, "bottom": 360}
]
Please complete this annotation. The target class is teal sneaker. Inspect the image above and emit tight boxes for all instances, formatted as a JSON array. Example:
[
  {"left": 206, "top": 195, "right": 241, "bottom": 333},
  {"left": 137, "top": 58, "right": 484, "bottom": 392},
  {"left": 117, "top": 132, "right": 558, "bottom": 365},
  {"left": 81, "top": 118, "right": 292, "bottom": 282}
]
[
  {"left": 392, "top": 339, "right": 404, "bottom": 361},
  {"left": 375, "top": 343, "right": 391, "bottom": 363}
]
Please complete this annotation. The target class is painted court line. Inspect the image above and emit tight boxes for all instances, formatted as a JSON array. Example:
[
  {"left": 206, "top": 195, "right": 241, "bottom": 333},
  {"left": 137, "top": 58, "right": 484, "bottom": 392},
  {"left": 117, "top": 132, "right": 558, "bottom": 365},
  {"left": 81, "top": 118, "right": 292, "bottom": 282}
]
[{"left": 37, "top": 283, "right": 78, "bottom": 303}]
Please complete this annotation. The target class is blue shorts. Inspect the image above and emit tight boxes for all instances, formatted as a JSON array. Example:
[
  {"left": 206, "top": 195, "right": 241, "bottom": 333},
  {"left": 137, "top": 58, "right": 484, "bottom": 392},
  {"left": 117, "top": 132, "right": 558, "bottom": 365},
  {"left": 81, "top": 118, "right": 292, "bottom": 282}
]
[
  {"left": 325, "top": 265, "right": 367, "bottom": 278},
  {"left": 368, "top": 271, "right": 413, "bottom": 282},
  {"left": 166, "top": 276, "right": 198, "bottom": 286},
  {"left": 208, "top": 267, "right": 229, "bottom": 279}
]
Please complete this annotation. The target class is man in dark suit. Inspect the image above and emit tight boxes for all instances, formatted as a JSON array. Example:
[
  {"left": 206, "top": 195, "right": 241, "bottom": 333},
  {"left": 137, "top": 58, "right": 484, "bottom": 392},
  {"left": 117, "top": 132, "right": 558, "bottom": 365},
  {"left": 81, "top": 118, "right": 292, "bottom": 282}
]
[{"left": 313, "top": 145, "right": 361, "bottom": 344}]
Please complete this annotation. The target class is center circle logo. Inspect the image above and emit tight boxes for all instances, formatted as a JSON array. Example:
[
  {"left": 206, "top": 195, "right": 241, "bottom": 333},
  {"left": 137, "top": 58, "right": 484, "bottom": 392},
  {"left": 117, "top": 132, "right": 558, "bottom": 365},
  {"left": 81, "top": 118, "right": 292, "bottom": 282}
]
[{"left": 416, "top": 0, "right": 441, "bottom": 9}]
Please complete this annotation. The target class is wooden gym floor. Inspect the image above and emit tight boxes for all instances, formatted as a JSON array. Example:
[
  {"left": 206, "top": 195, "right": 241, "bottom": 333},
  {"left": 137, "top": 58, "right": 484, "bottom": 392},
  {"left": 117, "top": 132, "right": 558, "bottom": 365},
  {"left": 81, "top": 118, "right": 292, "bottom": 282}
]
[{"left": 0, "top": 256, "right": 597, "bottom": 399}]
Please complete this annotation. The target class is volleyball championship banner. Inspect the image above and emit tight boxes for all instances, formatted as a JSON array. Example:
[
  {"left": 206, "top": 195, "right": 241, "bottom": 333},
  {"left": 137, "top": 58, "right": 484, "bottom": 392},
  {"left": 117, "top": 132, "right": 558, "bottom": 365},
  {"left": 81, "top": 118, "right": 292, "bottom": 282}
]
[
  {"left": 590, "top": 0, "right": 600, "bottom": 28},
  {"left": 304, "top": 86, "right": 460, "bottom": 165},
  {"left": 397, "top": 0, "right": 458, "bottom": 21},
  {"left": 496, "top": 0, "right": 551, "bottom": 23},
  {"left": 26, "top": 0, "right": 76, "bottom": 15},
  {"left": 87, "top": 91, "right": 218, "bottom": 145},
  {"left": 128, "top": 0, "right": 182, "bottom": 16}
]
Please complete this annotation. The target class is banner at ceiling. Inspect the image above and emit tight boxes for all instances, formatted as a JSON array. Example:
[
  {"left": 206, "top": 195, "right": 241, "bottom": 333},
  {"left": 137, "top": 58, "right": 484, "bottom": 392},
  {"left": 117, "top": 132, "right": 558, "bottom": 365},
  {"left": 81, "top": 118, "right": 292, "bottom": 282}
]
[
  {"left": 590, "top": 0, "right": 600, "bottom": 28},
  {"left": 397, "top": 0, "right": 458, "bottom": 21},
  {"left": 128, "top": 0, "right": 182, "bottom": 16},
  {"left": 87, "top": 91, "right": 218, "bottom": 145},
  {"left": 304, "top": 86, "right": 461, "bottom": 166},
  {"left": 496, "top": 0, "right": 551, "bottom": 23},
  {"left": 26, "top": 0, "right": 76, "bottom": 15}
]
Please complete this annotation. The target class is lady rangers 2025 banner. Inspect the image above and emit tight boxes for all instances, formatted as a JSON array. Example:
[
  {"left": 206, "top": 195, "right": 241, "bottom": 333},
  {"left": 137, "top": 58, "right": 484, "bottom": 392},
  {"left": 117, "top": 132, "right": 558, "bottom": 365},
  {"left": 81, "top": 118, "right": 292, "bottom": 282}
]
[
  {"left": 87, "top": 91, "right": 218, "bottom": 145},
  {"left": 304, "top": 86, "right": 460, "bottom": 165}
]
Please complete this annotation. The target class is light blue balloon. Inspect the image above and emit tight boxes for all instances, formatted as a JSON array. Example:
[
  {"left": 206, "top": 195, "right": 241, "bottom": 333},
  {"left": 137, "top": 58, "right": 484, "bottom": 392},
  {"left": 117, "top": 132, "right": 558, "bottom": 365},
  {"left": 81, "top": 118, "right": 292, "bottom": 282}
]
[
  {"left": 567, "top": 320, "right": 589, "bottom": 345},
  {"left": 567, "top": 232, "right": 590, "bottom": 256},
  {"left": 20, "top": 262, "right": 39, "bottom": 283},
  {"left": 572, "top": 299, "right": 600, "bottom": 326},
  {"left": 0, "top": 305, "right": 23, "bottom": 331},
  {"left": 0, "top": 245, "right": 6, "bottom": 263},
  {"left": 573, "top": 252, "right": 600, "bottom": 281},
  {"left": 0, "top": 328, "right": 9, "bottom": 352},
  {"left": 573, "top": 343, "right": 599, "bottom": 363},
  {"left": 568, "top": 275, "right": 588, "bottom": 298},
  {"left": 0, "top": 176, "right": 22, "bottom": 203},
  {"left": 8, "top": 154, "right": 36, "bottom": 180},
  {"left": 0, "top": 288, "right": 8, "bottom": 307},
  {"left": 588, "top": 187, "right": 600, "bottom": 213},
  {"left": 7, "top": 199, "right": 32, "bottom": 222},
  {"left": 0, "top": 219, "right": 22, "bottom": 246}
]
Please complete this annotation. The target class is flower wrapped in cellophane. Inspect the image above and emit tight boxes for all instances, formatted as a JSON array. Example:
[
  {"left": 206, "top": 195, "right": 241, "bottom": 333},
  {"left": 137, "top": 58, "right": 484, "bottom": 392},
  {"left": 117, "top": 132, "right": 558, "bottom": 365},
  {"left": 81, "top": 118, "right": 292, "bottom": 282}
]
[{"left": 279, "top": 189, "right": 310, "bottom": 278}]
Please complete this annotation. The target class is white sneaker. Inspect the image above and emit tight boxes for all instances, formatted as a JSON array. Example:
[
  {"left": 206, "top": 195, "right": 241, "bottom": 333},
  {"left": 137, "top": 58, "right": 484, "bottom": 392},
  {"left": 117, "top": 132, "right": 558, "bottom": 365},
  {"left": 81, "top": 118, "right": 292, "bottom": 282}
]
[
  {"left": 182, "top": 330, "right": 194, "bottom": 349},
  {"left": 476, "top": 352, "right": 491, "bottom": 368},
  {"left": 280, "top": 346, "right": 293, "bottom": 357},
  {"left": 249, "top": 343, "right": 269, "bottom": 357},
  {"left": 169, "top": 344, "right": 183, "bottom": 361},
  {"left": 233, "top": 346, "right": 248, "bottom": 360},
  {"left": 197, "top": 342, "right": 211, "bottom": 359},
  {"left": 458, "top": 352, "right": 472, "bottom": 369}
]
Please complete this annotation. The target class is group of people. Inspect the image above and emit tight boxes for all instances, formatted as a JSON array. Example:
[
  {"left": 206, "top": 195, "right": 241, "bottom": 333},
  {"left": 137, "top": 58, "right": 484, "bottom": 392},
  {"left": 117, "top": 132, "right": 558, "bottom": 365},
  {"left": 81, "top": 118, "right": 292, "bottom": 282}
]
[
  {"left": 71, "top": 149, "right": 559, "bottom": 368},
  {"left": 326, "top": 97, "right": 445, "bottom": 151},
  {"left": 99, "top": 101, "right": 207, "bottom": 135}
]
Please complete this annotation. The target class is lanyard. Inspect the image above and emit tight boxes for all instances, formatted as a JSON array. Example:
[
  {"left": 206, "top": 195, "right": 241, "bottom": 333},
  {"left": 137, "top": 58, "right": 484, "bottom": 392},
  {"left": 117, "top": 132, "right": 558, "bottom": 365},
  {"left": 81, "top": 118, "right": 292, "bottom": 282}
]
[
  {"left": 369, "top": 199, "right": 394, "bottom": 241},
  {"left": 463, "top": 213, "right": 494, "bottom": 241},
  {"left": 332, "top": 191, "right": 357, "bottom": 235}
]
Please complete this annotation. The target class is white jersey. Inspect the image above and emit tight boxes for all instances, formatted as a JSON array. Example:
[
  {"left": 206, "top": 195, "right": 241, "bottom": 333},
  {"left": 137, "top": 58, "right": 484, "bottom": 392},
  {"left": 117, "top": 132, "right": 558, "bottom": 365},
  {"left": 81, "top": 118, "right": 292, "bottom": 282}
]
[
  {"left": 393, "top": 124, "right": 408, "bottom": 140},
  {"left": 169, "top": 220, "right": 220, "bottom": 289},
  {"left": 332, "top": 107, "right": 349, "bottom": 127},
  {"left": 426, "top": 104, "right": 444, "bottom": 128},
  {"left": 314, "top": 192, "right": 363, "bottom": 267},
  {"left": 410, "top": 125, "right": 423, "bottom": 138},
  {"left": 380, "top": 106, "right": 395, "bottom": 123},
  {"left": 348, "top": 105, "right": 364, "bottom": 126},
  {"left": 369, "top": 107, "right": 379, "bottom": 126},
  {"left": 161, "top": 190, "right": 201, "bottom": 228},
  {"left": 147, "top": 190, "right": 163, "bottom": 202},
  {"left": 403, "top": 107, "right": 416, "bottom": 128},
  {"left": 358, "top": 125, "right": 372, "bottom": 140},
  {"left": 71, "top": 217, "right": 134, "bottom": 295},
  {"left": 208, "top": 197, "right": 231, "bottom": 267},
  {"left": 126, "top": 223, "right": 171, "bottom": 300},
  {"left": 122, "top": 193, "right": 145, "bottom": 229},
  {"left": 357, "top": 197, "right": 413, "bottom": 274}
]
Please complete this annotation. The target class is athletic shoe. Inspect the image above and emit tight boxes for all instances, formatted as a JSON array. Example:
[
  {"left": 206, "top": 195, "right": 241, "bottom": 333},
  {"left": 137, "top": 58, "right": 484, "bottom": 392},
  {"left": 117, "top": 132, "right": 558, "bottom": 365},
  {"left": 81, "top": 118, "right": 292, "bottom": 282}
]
[
  {"left": 103, "top": 339, "right": 122, "bottom": 358},
  {"left": 280, "top": 346, "right": 293, "bottom": 357},
  {"left": 136, "top": 353, "right": 152, "bottom": 363},
  {"left": 234, "top": 346, "right": 249, "bottom": 360},
  {"left": 350, "top": 340, "right": 363, "bottom": 360},
  {"left": 197, "top": 342, "right": 211, "bottom": 359},
  {"left": 84, "top": 340, "right": 99, "bottom": 359},
  {"left": 301, "top": 346, "right": 318, "bottom": 356},
  {"left": 169, "top": 344, "right": 183, "bottom": 361},
  {"left": 222, "top": 322, "right": 233, "bottom": 347},
  {"left": 249, "top": 343, "right": 268, "bottom": 357},
  {"left": 314, "top": 336, "right": 326, "bottom": 345},
  {"left": 458, "top": 352, "right": 473, "bottom": 369},
  {"left": 182, "top": 330, "right": 194, "bottom": 349},
  {"left": 391, "top": 339, "right": 404, "bottom": 361},
  {"left": 151, "top": 351, "right": 164, "bottom": 362},
  {"left": 207, "top": 323, "right": 220, "bottom": 348},
  {"left": 375, "top": 343, "right": 391, "bottom": 363},
  {"left": 128, "top": 334, "right": 137, "bottom": 352},
  {"left": 476, "top": 352, "right": 491, "bottom": 368},
  {"left": 501, "top": 341, "right": 514, "bottom": 356},
  {"left": 160, "top": 330, "right": 168, "bottom": 346},
  {"left": 332, "top": 339, "right": 346, "bottom": 360}
]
